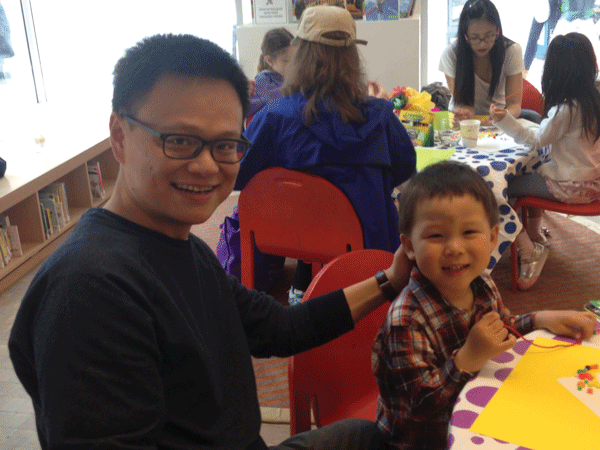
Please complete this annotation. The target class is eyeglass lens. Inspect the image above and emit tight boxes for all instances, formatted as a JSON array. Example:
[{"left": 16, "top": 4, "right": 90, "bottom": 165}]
[{"left": 164, "top": 135, "right": 245, "bottom": 162}]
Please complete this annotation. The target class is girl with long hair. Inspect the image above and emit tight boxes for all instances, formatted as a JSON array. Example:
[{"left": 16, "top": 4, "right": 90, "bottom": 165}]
[
  {"left": 219, "top": 5, "right": 416, "bottom": 303},
  {"left": 439, "top": 0, "right": 526, "bottom": 126},
  {"left": 247, "top": 27, "right": 294, "bottom": 120},
  {"left": 490, "top": 32, "right": 600, "bottom": 290}
]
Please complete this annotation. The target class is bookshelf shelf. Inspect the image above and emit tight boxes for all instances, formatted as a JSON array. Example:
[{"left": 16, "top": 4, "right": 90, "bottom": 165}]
[{"left": 0, "top": 136, "right": 117, "bottom": 292}]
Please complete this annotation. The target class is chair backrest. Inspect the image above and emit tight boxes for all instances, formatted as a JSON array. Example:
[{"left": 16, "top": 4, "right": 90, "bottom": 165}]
[
  {"left": 288, "top": 249, "right": 394, "bottom": 435},
  {"left": 522, "top": 79, "right": 545, "bottom": 115},
  {"left": 239, "top": 167, "right": 364, "bottom": 289}
]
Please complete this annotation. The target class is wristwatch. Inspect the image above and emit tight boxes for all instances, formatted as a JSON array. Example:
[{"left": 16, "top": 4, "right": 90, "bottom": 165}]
[{"left": 374, "top": 270, "right": 399, "bottom": 301}]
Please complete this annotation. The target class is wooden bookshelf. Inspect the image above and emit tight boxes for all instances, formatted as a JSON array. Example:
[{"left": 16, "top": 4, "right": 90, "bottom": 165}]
[{"left": 0, "top": 136, "right": 117, "bottom": 292}]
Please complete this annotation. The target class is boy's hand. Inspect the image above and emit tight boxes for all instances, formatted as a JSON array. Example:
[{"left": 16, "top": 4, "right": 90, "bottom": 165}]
[
  {"left": 534, "top": 310, "right": 597, "bottom": 340},
  {"left": 454, "top": 311, "right": 516, "bottom": 373},
  {"left": 489, "top": 104, "right": 507, "bottom": 123},
  {"left": 248, "top": 80, "right": 256, "bottom": 97}
]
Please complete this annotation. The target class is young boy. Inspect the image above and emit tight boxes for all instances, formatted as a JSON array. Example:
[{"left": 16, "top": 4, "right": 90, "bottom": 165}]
[{"left": 372, "top": 160, "right": 597, "bottom": 450}]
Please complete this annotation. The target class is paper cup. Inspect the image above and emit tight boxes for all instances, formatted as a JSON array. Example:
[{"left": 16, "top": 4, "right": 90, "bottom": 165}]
[{"left": 459, "top": 119, "right": 480, "bottom": 147}]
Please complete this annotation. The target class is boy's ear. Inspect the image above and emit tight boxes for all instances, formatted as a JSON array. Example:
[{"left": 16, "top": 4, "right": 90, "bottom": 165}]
[
  {"left": 400, "top": 234, "right": 416, "bottom": 261},
  {"left": 109, "top": 112, "right": 126, "bottom": 164},
  {"left": 489, "top": 224, "right": 500, "bottom": 250}
]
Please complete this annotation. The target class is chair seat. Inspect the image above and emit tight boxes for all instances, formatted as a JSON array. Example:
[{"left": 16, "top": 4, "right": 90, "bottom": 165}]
[{"left": 510, "top": 196, "right": 600, "bottom": 291}]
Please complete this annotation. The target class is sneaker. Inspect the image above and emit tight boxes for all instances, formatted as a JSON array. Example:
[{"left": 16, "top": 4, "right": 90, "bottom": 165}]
[
  {"left": 288, "top": 288, "right": 305, "bottom": 305},
  {"left": 517, "top": 242, "right": 550, "bottom": 291}
]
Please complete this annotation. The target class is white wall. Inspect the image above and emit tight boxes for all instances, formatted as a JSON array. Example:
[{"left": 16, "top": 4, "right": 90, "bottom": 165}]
[{"left": 237, "top": 17, "right": 422, "bottom": 94}]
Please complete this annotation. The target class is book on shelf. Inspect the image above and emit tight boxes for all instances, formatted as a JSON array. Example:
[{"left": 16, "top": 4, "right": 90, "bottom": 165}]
[
  {"left": 1, "top": 216, "right": 22, "bottom": 258},
  {"left": 39, "top": 198, "right": 56, "bottom": 237},
  {"left": 0, "top": 225, "right": 12, "bottom": 267},
  {"left": 39, "top": 191, "right": 66, "bottom": 230},
  {"left": 43, "top": 182, "right": 70, "bottom": 223},
  {"left": 87, "top": 161, "right": 106, "bottom": 200}
]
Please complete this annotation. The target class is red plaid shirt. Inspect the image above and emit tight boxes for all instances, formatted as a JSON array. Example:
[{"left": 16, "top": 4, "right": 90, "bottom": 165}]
[{"left": 372, "top": 268, "right": 534, "bottom": 450}]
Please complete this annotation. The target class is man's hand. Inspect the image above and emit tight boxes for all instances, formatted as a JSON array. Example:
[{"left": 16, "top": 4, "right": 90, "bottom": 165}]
[
  {"left": 454, "top": 311, "right": 516, "bottom": 373},
  {"left": 384, "top": 244, "right": 412, "bottom": 298}
]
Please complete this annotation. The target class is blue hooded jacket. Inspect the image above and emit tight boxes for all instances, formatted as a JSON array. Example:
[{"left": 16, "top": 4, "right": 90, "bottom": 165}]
[{"left": 236, "top": 92, "right": 416, "bottom": 252}]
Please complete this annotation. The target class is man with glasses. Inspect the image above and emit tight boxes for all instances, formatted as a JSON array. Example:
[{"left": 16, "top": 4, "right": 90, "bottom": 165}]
[{"left": 9, "top": 33, "right": 410, "bottom": 449}]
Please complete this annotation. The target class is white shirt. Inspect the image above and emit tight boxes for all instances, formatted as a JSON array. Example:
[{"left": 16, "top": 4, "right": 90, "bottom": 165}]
[{"left": 439, "top": 42, "right": 525, "bottom": 115}]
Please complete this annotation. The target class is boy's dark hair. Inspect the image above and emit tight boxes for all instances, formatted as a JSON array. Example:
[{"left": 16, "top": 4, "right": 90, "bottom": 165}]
[
  {"left": 421, "top": 82, "right": 452, "bottom": 111},
  {"left": 398, "top": 161, "right": 499, "bottom": 235},
  {"left": 112, "top": 34, "right": 249, "bottom": 118}
]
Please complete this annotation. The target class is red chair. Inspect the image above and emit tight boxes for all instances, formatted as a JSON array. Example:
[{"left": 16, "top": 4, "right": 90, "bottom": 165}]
[
  {"left": 288, "top": 249, "right": 394, "bottom": 435},
  {"left": 238, "top": 168, "right": 364, "bottom": 290},
  {"left": 510, "top": 196, "right": 600, "bottom": 292},
  {"left": 522, "top": 79, "right": 545, "bottom": 116}
]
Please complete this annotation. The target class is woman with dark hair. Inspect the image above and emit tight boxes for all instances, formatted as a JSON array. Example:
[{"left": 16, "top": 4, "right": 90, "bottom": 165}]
[
  {"left": 219, "top": 5, "right": 416, "bottom": 303},
  {"left": 490, "top": 32, "right": 600, "bottom": 290},
  {"left": 439, "top": 0, "right": 526, "bottom": 126}
]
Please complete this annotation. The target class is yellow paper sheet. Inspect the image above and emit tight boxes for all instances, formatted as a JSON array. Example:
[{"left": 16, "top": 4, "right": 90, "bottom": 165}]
[{"left": 470, "top": 337, "right": 600, "bottom": 450}]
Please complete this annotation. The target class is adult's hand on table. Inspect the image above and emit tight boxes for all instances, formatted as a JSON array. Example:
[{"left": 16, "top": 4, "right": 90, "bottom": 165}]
[{"left": 452, "top": 106, "right": 474, "bottom": 128}]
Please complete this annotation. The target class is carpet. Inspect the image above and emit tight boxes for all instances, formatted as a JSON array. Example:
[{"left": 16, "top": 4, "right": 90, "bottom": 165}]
[{"left": 190, "top": 195, "right": 600, "bottom": 421}]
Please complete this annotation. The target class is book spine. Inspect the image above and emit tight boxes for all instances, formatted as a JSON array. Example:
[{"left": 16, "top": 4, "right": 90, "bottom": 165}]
[{"left": 7, "top": 225, "right": 23, "bottom": 257}]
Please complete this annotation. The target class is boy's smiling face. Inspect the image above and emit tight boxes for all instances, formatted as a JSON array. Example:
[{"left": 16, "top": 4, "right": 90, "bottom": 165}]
[{"left": 401, "top": 193, "right": 499, "bottom": 308}]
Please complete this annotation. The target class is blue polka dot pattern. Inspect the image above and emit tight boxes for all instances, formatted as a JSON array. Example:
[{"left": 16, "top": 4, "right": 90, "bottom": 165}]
[
  {"left": 504, "top": 222, "right": 517, "bottom": 234},
  {"left": 445, "top": 139, "right": 545, "bottom": 273}
]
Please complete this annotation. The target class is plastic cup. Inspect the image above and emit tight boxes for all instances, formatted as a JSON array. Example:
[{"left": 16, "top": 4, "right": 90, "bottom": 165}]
[{"left": 459, "top": 119, "right": 481, "bottom": 148}]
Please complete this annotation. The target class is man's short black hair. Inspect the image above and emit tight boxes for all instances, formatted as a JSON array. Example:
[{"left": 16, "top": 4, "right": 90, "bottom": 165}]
[
  {"left": 112, "top": 34, "right": 249, "bottom": 118},
  {"left": 398, "top": 160, "right": 499, "bottom": 235}
]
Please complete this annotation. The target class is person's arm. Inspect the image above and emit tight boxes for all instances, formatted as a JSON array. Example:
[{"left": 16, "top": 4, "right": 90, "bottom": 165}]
[
  {"left": 235, "top": 245, "right": 412, "bottom": 358},
  {"left": 490, "top": 103, "right": 573, "bottom": 151},
  {"left": 446, "top": 74, "right": 475, "bottom": 125},
  {"left": 343, "top": 245, "right": 411, "bottom": 322},
  {"left": 385, "top": 104, "right": 416, "bottom": 187},
  {"left": 533, "top": 310, "right": 597, "bottom": 340},
  {"left": 9, "top": 273, "right": 165, "bottom": 448},
  {"left": 504, "top": 71, "right": 523, "bottom": 119}
]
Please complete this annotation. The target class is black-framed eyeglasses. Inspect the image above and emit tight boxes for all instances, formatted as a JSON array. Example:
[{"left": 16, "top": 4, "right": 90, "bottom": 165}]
[
  {"left": 122, "top": 114, "right": 251, "bottom": 164},
  {"left": 465, "top": 30, "right": 499, "bottom": 45}
]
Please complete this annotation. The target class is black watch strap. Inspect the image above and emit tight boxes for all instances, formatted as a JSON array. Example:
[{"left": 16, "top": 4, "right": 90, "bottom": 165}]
[{"left": 374, "top": 270, "right": 399, "bottom": 301}]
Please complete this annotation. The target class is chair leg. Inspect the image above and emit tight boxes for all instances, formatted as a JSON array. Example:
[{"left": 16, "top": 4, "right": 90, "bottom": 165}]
[{"left": 510, "top": 240, "right": 519, "bottom": 293}]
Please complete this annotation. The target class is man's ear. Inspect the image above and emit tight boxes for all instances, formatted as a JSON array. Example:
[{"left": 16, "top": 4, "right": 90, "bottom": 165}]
[
  {"left": 109, "top": 112, "right": 126, "bottom": 164},
  {"left": 400, "top": 234, "right": 416, "bottom": 261}
]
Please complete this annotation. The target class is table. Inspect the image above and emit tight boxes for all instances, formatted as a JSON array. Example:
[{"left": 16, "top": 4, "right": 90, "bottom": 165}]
[
  {"left": 448, "top": 321, "right": 600, "bottom": 449},
  {"left": 446, "top": 134, "right": 548, "bottom": 272}
]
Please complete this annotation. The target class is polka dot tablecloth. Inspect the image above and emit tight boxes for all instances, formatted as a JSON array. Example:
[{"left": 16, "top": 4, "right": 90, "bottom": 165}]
[
  {"left": 448, "top": 136, "right": 548, "bottom": 272},
  {"left": 448, "top": 324, "right": 600, "bottom": 449}
]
